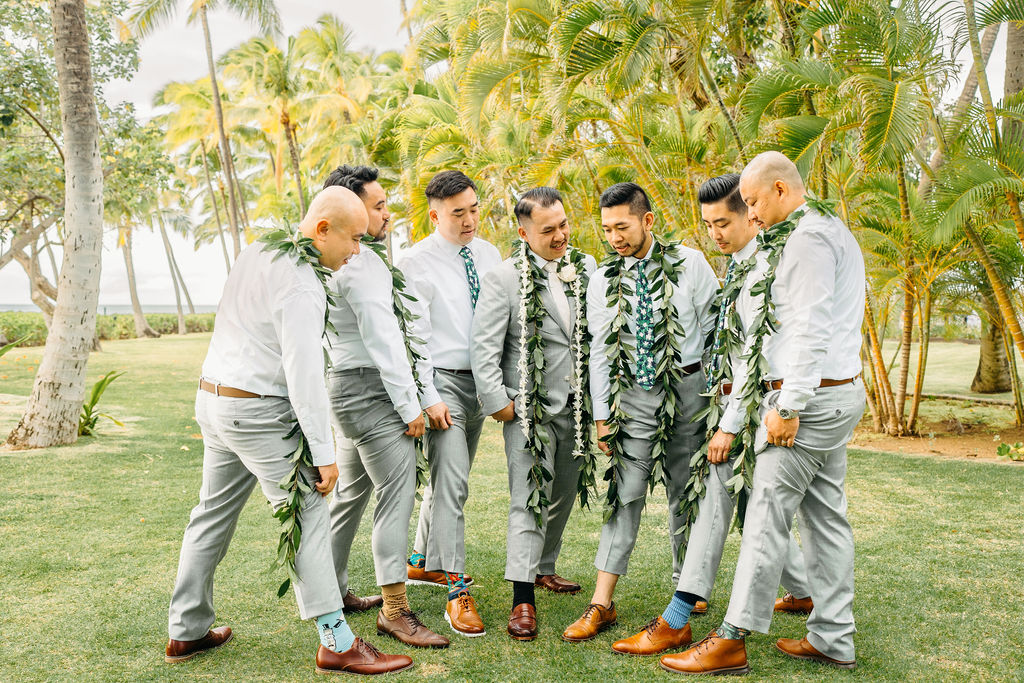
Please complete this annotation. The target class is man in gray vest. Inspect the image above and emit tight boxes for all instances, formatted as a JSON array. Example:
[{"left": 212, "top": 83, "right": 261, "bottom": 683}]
[{"left": 470, "top": 187, "right": 597, "bottom": 640}]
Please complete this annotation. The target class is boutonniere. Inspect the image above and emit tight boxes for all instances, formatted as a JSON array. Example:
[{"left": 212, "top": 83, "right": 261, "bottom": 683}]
[{"left": 557, "top": 261, "right": 578, "bottom": 283}]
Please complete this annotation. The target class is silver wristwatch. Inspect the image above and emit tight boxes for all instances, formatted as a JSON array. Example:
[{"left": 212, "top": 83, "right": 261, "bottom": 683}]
[{"left": 777, "top": 407, "right": 799, "bottom": 420}]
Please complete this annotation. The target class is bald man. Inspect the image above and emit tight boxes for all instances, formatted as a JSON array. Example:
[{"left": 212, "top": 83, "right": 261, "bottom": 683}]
[
  {"left": 661, "top": 152, "right": 865, "bottom": 675},
  {"left": 166, "top": 187, "right": 413, "bottom": 675}
]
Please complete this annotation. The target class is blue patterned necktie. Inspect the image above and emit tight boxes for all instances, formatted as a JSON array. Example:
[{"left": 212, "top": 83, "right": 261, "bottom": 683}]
[
  {"left": 459, "top": 245, "right": 480, "bottom": 308},
  {"left": 707, "top": 259, "right": 737, "bottom": 391},
  {"left": 634, "top": 259, "right": 656, "bottom": 390}
]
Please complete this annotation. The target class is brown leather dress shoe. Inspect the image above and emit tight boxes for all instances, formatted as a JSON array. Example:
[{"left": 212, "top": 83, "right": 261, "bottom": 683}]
[
  {"left": 691, "top": 601, "right": 709, "bottom": 615},
  {"left": 612, "top": 617, "right": 692, "bottom": 656},
  {"left": 535, "top": 574, "right": 582, "bottom": 594},
  {"left": 315, "top": 638, "right": 414, "bottom": 675},
  {"left": 407, "top": 564, "right": 474, "bottom": 588},
  {"left": 775, "top": 636, "right": 855, "bottom": 669},
  {"left": 165, "top": 626, "right": 233, "bottom": 662},
  {"left": 376, "top": 608, "right": 450, "bottom": 648},
  {"left": 659, "top": 631, "right": 750, "bottom": 675},
  {"left": 561, "top": 602, "right": 617, "bottom": 642},
  {"left": 774, "top": 593, "right": 814, "bottom": 614},
  {"left": 344, "top": 590, "right": 384, "bottom": 613},
  {"left": 445, "top": 592, "right": 486, "bottom": 637},
  {"left": 507, "top": 603, "right": 538, "bottom": 641}
]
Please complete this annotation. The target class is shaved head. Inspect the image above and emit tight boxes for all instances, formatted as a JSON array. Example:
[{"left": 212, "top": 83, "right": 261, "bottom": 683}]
[
  {"left": 739, "top": 151, "right": 807, "bottom": 229},
  {"left": 299, "top": 186, "right": 368, "bottom": 270}
]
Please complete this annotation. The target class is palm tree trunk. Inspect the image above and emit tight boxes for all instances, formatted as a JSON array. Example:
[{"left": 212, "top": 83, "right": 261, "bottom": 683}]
[
  {"left": 907, "top": 286, "right": 932, "bottom": 433},
  {"left": 861, "top": 347, "right": 883, "bottom": 432},
  {"left": 963, "top": 219, "right": 1024, "bottom": 360},
  {"left": 1001, "top": 324, "right": 1024, "bottom": 427},
  {"left": 7, "top": 0, "right": 104, "bottom": 448},
  {"left": 168, "top": 243, "right": 195, "bottom": 315},
  {"left": 864, "top": 289, "right": 899, "bottom": 434},
  {"left": 120, "top": 230, "right": 159, "bottom": 339},
  {"left": 282, "top": 110, "right": 307, "bottom": 215},
  {"left": 200, "top": 139, "right": 232, "bottom": 273},
  {"left": 158, "top": 218, "right": 186, "bottom": 334},
  {"left": 893, "top": 160, "right": 914, "bottom": 432},
  {"left": 200, "top": 5, "right": 241, "bottom": 257},
  {"left": 698, "top": 56, "right": 746, "bottom": 164},
  {"left": 972, "top": 294, "right": 1011, "bottom": 393},
  {"left": 228, "top": 152, "right": 252, "bottom": 235}
]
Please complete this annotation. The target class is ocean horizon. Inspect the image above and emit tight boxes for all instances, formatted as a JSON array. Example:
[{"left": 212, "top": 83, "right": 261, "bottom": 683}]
[{"left": 0, "top": 304, "right": 218, "bottom": 315}]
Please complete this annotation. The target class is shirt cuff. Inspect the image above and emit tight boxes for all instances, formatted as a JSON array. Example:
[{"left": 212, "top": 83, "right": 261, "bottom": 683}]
[
  {"left": 309, "top": 441, "right": 336, "bottom": 467},
  {"left": 717, "top": 405, "right": 743, "bottom": 435},
  {"left": 592, "top": 401, "right": 610, "bottom": 422},
  {"left": 480, "top": 388, "right": 513, "bottom": 417},
  {"left": 397, "top": 402, "right": 422, "bottom": 425},
  {"left": 778, "top": 388, "right": 812, "bottom": 413},
  {"left": 419, "top": 385, "right": 441, "bottom": 411}
]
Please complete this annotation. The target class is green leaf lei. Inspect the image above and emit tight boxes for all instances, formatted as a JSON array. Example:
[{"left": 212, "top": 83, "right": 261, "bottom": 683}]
[
  {"left": 599, "top": 234, "right": 687, "bottom": 524},
  {"left": 676, "top": 198, "right": 835, "bottom": 554},
  {"left": 513, "top": 240, "right": 597, "bottom": 526},
  {"left": 258, "top": 228, "right": 337, "bottom": 598}
]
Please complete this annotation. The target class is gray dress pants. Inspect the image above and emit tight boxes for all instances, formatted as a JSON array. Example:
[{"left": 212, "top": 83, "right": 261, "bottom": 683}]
[
  {"left": 725, "top": 382, "right": 866, "bottom": 662},
  {"left": 412, "top": 369, "right": 485, "bottom": 574},
  {"left": 168, "top": 390, "right": 342, "bottom": 640},
  {"left": 328, "top": 368, "right": 417, "bottom": 593}
]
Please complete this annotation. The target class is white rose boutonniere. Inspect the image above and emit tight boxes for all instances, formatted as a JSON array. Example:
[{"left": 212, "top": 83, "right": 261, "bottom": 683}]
[{"left": 557, "top": 262, "right": 578, "bottom": 283}]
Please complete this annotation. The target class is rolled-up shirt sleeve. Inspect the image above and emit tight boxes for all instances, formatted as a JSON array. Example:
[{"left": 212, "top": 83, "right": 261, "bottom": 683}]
[
  {"left": 471, "top": 268, "right": 514, "bottom": 416},
  {"left": 689, "top": 253, "right": 721, "bottom": 339},
  {"left": 278, "top": 286, "right": 335, "bottom": 466},
  {"left": 587, "top": 269, "right": 612, "bottom": 421}
]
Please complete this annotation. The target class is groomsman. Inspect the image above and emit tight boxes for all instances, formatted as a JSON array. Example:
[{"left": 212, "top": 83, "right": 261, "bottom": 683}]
[
  {"left": 470, "top": 187, "right": 597, "bottom": 640},
  {"left": 322, "top": 166, "right": 450, "bottom": 649},
  {"left": 562, "top": 183, "right": 719, "bottom": 643},
  {"left": 398, "top": 170, "right": 501, "bottom": 637},
  {"left": 662, "top": 152, "right": 865, "bottom": 675},
  {"left": 611, "top": 174, "right": 812, "bottom": 657},
  {"left": 166, "top": 187, "right": 412, "bottom": 675}
]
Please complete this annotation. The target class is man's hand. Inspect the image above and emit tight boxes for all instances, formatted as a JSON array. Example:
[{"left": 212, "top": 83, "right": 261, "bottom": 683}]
[
  {"left": 315, "top": 463, "right": 339, "bottom": 496},
  {"left": 425, "top": 402, "right": 453, "bottom": 430},
  {"left": 595, "top": 420, "right": 611, "bottom": 455},
  {"left": 405, "top": 414, "right": 426, "bottom": 438},
  {"left": 491, "top": 401, "right": 515, "bottom": 422},
  {"left": 764, "top": 408, "right": 799, "bottom": 448},
  {"left": 707, "top": 429, "right": 735, "bottom": 464}
]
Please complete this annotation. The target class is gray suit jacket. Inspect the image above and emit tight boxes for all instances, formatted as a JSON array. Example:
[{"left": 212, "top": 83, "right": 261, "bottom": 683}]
[{"left": 471, "top": 251, "right": 598, "bottom": 419}]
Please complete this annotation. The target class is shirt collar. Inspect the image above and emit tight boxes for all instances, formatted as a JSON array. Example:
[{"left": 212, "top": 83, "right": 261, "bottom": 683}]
[
  {"left": 528, "top": 247, "right": 561, "bottom": 270},
  {"left": 432, "top": 231, "right": 472, "bottom": 259},
  {"left": 732, "top": 235, "right": 759, "bottom": 262},
  {"left": 623, "top": 236, "right": 655, "bottom": 269}
]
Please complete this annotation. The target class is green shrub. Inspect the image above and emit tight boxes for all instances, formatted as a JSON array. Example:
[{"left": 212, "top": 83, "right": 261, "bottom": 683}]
[
  {"left": 0, "top": 312, "right": 48, "bottom": 346},
  {"left": 0, "top": 311, "right": 216, "bottom": 346}
]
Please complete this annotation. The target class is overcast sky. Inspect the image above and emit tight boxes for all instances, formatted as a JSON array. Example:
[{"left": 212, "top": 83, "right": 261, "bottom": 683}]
[{"left": 0, "top": 8, "right": 1011, "bottom": 309}]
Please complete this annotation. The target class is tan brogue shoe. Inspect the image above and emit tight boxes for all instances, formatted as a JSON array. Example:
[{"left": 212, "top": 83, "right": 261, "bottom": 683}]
[
  {"left": 659, "top": 631, "right": 750, "bottom": 675},
  {"left": 165, "top": 626, "right": 233, "bottom": 663},
  {"left": 343, "top": 590, "right": 383, "bottom": 613},
  {"left": 377, "top": 608, "right": 450, "bottom": 648},
  {"left": 775, "top": 636, "right": 855, "bottom": 669},
  {"left": 315, "top": 638, "right": 413, "bottom": 675},
  {"left": 445, "top": 592, "right": 486, "bottom": 637},
  {"left": 561, "top": 602, "right": 617, "bottom": 642},
  {"left": 612, "top": 617, "right": 692, "bottom": 656},
  {"left": 535, "top": 574, "right": 582, "bottom": 594},
  {"left": 774, "top": 593, "right": 814, "bottom": 614},
  {"left": 507, "top": 603, "right": 538, "bottom": 641},
  {"left": 691, "top": 601, "right": 709, "bottom": 615}
]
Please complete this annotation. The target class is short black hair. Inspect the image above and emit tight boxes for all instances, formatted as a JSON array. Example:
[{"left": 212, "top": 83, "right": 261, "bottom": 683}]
[
  {"left": 514, "top": 187, "right": 562, "bottom": 225},
  {"left": 322, "top": 164, "right": 380, "bottom": 197},
  {"left": 599, "top": 182, "right": 652, "bottom": 218},
  {"left": 697, "top": 173, "right": 746, "bottom": 215},
  {"left": 425, "top": 170, "right": 477, "bottom": 202}
]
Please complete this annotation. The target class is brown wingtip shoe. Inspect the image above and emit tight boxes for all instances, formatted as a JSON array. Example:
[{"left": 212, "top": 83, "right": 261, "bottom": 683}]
[
  {"left": 775, "top": 636, "right": 855, "bottom": 669},
  {"left": 315, "top": 639, "right": 414, "bottom": 675},
  {"left": 691, "top": 600, "right": 709, "bottom": 615},
  {"left": 165, "top": 626, "right": 233, "bottom": 662},
  {"left": 507, "top": 603, "right": 538, "bottom": 641},
  {"left": 561, "top": 602, "right": 617, "bottom": 642},
  {"left": 377, "top": 608, "right": 450, "bottom": 648},
  {"left": 612, "top": 617, "right": 692, "bottom": 656},
  {"left": 343, "top": 590, "right": 384, "bottom": 613},
  {"left": 659, "top": 631, "right": 750, "bottom": 675},
  {"left": 774, "top": 593, "right": 814, "bottom": 614},
  {"left": 445, "top": 592, "right": 486, "bottom": 637},
  {"left": 535, "top": 574, "right": 582, "bottom": 594}
]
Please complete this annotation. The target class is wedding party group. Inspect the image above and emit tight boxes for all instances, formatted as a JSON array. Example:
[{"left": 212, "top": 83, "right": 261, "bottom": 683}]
[{"left": 163, "top": 149, "right": 866, "bottom": 677}]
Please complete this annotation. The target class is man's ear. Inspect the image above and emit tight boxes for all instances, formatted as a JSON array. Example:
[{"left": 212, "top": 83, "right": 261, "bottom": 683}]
[
  {"left": 517, "top": 224, "right": 528, "bottom": 241},
  {"left": 643, "top": 211, "right": 655, "bottom": 230},
  {"left": 428, "top": 207, "right": 439, "bottom": 225},
  {"left": 774, "top": 180, "right": 787, "bottom": 198},
  {"left": 315, "top": 218, "right": 331, "bottom": 239}
]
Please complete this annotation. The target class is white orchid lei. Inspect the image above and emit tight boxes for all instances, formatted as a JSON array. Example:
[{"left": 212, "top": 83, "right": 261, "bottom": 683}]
[{"left": 513, "top": 239, "right": 597, "bottom": 526}]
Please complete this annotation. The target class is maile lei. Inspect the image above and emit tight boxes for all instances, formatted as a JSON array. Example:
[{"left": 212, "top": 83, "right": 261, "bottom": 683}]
[
  {"left": 675, "top": 197, "right": 836, "bottom": 554},
  {"left": 258, "top": 228, "right": 338, "bottom": 598},
  {"left": 360, "top": 235, "right": 431, "bottom": 496},
  {"left": 600, "top": 234, "right": 688, "bottom": 523},
  {"left": 513, "top": 240, "right": 597, "bottom": 526}
]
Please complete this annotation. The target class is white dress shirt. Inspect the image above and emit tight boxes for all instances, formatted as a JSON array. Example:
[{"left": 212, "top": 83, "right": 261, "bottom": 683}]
[
  {"left": 201, "top": 242, "right": 334, "bottom": 466},
  {"left": 721, "top": 204, "right": 865, "bottom": 423},
  {"left": 325, "top": 248, "right": 435, "bottom": 424},
  {"left": 588, "top": 239, "right": 720, "bottom": 421},
  {"left": 397, "top": 232, "right": 501, "bottom": 385}
]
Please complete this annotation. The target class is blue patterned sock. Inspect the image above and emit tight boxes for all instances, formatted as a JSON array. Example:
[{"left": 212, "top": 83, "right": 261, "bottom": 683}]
[
  {"left": 315, "top": 609, "right": 355, "bottom": 653},
  {"left": 408, "top": 552, "right": 425, "bottom": 568},
  {"left": 446, "top": 572, "right": 468, "bottom": 601},
  {"left": 662, "top": 592, "right": 696, "bottom": 629}
]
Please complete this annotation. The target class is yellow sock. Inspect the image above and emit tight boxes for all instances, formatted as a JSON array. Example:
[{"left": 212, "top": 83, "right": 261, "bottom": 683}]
[{"left": 381, "top": 583, "right": 409, "bottom": 620}]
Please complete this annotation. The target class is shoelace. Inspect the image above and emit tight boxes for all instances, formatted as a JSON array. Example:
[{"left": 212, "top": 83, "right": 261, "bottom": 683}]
[
  {"left": 357, "top": 638, "right": 383, "bottom": 657},
  {"left": 693, "top": 632, "right": 719, "bottom": 654},
  {"left": 456, "top": 594, "right": 474, "bottom": 610},
  {"left": 643, "top": 617, "right": 662, "bottom": 637},
  {"left": 400, "top": 609, "right": 425, "bottom": 632},
  {"left": 580, "top": 603, "right": 603, "bottom": 621}
]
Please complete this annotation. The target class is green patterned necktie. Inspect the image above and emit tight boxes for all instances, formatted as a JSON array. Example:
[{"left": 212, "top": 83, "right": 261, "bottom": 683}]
[
  {"left": 459, "top": 245, "right": 480, "bottom": 308},
  {"left": 634, "top": 259, "right": 656, "bottom": 390}
]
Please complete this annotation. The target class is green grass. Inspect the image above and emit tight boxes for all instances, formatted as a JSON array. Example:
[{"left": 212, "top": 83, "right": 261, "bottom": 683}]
[
  {"left": 880, "top": 339, "right": 1024, "bottom": 401},
  {"left": 1, "top": 335, "right": 1023, "bottom": 681}
]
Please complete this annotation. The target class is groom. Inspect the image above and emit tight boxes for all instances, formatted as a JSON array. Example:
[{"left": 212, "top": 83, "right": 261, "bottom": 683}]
[{"left": 471, "top": 187, "right": 596, "bottom": 640}]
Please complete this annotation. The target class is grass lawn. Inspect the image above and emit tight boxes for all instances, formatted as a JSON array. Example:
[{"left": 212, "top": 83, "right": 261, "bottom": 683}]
[{"left": 1, "top": 335, "right": 1023, "bottom": 681}]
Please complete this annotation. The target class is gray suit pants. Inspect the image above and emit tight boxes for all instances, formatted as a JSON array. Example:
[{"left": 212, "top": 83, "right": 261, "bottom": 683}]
[
  {"left": 168, "top": 391, "right": 341, "bottom": 640},
  {"left": 725, "top": 382, "right": 865, "bottom": 661},
  {"left": 503, "top": 408, "right": 581, "bottom": 582},
  {"left": 595, "top": 370, "right": 707, "bottom": 578},
  {"left": 413, "top": 369, "right": 484, "bottom": 573},
  {"left": 328, "top": 368, "right": 416, "bottom": 593}
]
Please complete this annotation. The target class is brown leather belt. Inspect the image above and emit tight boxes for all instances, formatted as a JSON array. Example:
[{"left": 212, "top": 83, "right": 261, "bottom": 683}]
[
  {"left": 681, "top": 361, "right": 701, "bottom": 376},
  {"left": 720, "top": 382, "right": 733, "bottom": 396},
  {"left": 199, "top": 378, "right": 279, "bottom": 399},
  {"left": 437, "top": 368, "right": 474, "bottom": 376},
  {"left": 763, "top": 377, "right": 857, "bottom": 392}
]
